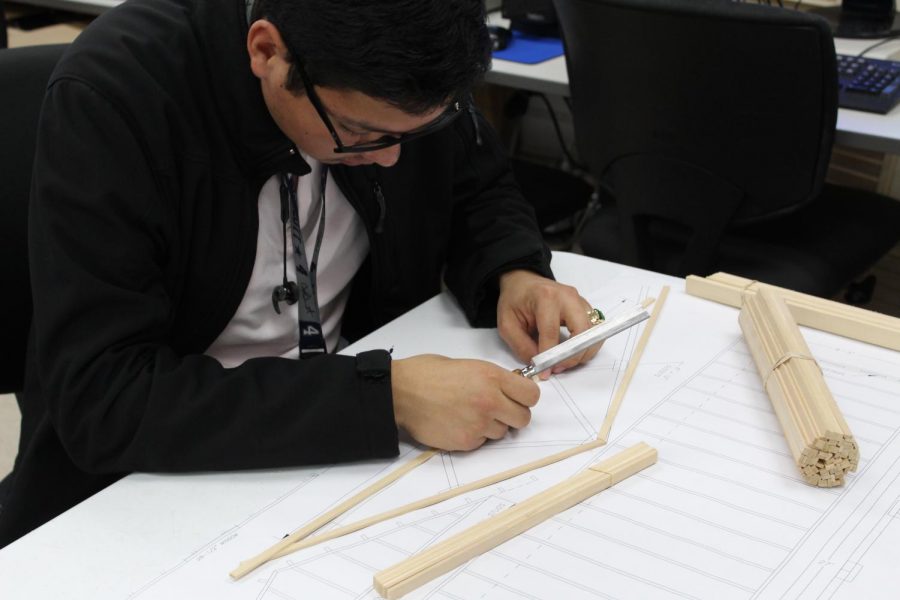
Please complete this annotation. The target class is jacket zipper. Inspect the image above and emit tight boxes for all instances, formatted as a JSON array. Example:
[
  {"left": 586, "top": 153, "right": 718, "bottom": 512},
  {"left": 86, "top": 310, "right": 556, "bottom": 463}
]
[
  {"left": 467, "top": 104, "right": 483, "bottom": 146},
  {"left": 373, "top": 180, "right": 386, "bottom": 234},
  {"left": 330, "top": 166, "right": 387, "bottom": 325}
]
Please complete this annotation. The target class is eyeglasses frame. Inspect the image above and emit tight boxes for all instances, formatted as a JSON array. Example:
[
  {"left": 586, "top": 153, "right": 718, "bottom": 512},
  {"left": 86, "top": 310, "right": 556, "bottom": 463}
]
[{"left": 288, "top": 52, "right": 466, "bottom": 154}]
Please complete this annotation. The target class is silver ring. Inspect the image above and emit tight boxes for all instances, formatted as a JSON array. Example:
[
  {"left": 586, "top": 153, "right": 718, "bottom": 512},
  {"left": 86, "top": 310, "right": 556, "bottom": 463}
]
[{"left": 587, "top": 308, "right": 605, "bottom": 326}]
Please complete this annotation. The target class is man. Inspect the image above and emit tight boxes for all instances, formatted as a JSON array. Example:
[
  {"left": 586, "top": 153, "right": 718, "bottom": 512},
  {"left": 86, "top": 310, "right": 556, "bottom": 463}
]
[{"left": 0, "top": 0, "right": 598, "bottom": 547}]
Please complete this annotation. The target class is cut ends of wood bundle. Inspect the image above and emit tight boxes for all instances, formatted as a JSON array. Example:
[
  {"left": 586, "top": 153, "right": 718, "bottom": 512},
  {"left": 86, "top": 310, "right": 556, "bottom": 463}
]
[
  {"left": 739, "top": 287, "right": 859, "bottom": 488},
  {"left": 373, "top": 442, "right": 657, "bottom": 599},
  {"left": 799, "top": 431, "right": 859, "bottom": 488}
]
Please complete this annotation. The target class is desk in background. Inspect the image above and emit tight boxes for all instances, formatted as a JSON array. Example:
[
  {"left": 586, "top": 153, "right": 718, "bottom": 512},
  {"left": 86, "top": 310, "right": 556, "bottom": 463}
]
[
  {"left": 0, "top": 252, "right": 898, "bottom": 599},
  {"left": 486, "top": 11, "right": 900, "bottom": 156},
  {"left": 7, "top": 1, "right": 900, "bottom": 154},
  {"left": 7, "top": 0, "right": 119, "bottom": 16}
]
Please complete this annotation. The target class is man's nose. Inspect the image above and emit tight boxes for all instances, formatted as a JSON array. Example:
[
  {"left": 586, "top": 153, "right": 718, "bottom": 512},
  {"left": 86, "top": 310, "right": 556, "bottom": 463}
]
[{"left": 369, "top": 144, "right": 401, "bottom": 168}]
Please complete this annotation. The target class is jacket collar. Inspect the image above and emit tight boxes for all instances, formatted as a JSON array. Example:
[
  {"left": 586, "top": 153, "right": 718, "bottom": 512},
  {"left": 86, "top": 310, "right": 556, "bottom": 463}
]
[{"left": 192, "top": 0, "right": 310, "bottom": 178}]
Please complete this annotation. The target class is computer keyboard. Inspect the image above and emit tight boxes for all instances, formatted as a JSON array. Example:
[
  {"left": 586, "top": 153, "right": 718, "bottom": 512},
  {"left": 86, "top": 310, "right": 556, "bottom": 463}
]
[{"left": 837, "top": 54, "right": 900, "bottom": 114}]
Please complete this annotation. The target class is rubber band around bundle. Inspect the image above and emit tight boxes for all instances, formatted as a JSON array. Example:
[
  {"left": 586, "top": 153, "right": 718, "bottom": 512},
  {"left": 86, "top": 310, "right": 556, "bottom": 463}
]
[
  {"left": 763, "top": 351, "right": 822, "bottom": 390},
  {"left": 738, "top": 279, "right": 760, "bottom": 306}
]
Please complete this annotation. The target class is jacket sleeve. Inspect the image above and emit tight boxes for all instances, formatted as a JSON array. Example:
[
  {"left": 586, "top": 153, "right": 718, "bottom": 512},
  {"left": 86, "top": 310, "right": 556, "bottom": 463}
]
[
  {"left": 443, "top": 106, "right": 554, "bottom": 327},
  {"left": 27, "top": 78, "right": 399, "bottom": 474}
]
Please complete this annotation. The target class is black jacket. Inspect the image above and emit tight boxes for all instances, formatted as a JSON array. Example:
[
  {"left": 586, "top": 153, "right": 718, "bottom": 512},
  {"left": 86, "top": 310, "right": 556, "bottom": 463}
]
[{"left": 0, "top": 0, "right": 551, "bottom": 547}]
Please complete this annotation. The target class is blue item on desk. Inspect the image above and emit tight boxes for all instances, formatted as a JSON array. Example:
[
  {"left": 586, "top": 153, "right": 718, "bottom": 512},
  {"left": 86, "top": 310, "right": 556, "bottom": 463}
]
[
  {"left": 837, "top": 53, "right": 900, "bottom": 114},
  {"left": 492, "top": 29, "right": 564, "bottom": 65}
]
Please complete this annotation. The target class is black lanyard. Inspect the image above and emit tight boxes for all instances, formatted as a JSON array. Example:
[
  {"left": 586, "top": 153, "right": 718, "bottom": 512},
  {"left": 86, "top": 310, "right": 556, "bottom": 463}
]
[{"left": 280, "top": 166, "right": 329, "bottom": 358}]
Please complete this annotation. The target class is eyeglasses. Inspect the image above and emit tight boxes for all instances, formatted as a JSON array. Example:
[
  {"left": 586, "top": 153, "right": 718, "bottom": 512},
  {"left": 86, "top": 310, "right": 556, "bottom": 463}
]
[{"left": 291, "top": 55, "right": 466, "bottom": 154}]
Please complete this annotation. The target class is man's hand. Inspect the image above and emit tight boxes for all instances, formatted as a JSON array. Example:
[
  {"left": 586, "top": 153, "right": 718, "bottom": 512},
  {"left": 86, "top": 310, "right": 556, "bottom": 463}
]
[
  {"left": 497, "top": 269, "right": 599, "bottom": 379},
  {"left": 392, "top": 354, "right": 539, "bottom": 451}
]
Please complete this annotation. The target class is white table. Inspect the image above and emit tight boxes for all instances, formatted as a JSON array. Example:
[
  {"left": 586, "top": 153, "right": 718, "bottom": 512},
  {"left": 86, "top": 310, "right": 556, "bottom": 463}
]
[
  {"left": 486, "top": 12, "right": 900, "bottom": 155},
  {"left": 1, "top": 252, "right": 899, "bottom": 599}
]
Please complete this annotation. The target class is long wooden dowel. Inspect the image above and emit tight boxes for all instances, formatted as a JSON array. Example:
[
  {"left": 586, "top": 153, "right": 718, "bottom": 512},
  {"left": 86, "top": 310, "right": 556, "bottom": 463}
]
[
  {"left": 685, "top": 273, "right": 900, "bottom": 351},
  {"left": 273, "top": 437, "right": 608, "bottom": 559},
  {"left": 235, "top": 289, "right": 661, "bottom": 576},
  {"left": 373, "top": 442, "right": 658, "bottom": 599},
  {"left": 230, "top": 448, "right": 437, "bottom": 580},
  {"left": 710, "top": 272, "right": 900, "bottom": 333},
  {"left": 597, "top": 287, "right": 670, "bottom": 440}
]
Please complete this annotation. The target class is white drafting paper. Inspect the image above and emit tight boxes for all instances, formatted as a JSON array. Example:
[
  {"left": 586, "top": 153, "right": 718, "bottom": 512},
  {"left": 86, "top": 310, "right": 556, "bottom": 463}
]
[{"left": 149, "top": 293, "right": 900, "bottom": 599}]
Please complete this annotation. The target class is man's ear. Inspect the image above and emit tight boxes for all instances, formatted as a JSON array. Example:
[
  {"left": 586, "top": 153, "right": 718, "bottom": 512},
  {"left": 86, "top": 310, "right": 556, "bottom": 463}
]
[{"left": 247, "top": 19, "right": 288, "bottom": 80}]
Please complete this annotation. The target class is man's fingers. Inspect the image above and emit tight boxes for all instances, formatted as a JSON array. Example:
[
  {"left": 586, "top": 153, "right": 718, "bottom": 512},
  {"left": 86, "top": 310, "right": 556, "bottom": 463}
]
[
  {"left": 534, "top": 301, "right": 563, "bottom": 379},
  {"left": 497, "top": 277, "right": 604, "bottom": 379},
  {"left": 549, "top": 298, "right": 603, "bottom": 374},
  {"left": 493, "top": 398, "right": 532, "bottom": 430},
  {"left": 500, "top": 371, "right": 540, "bottom": 408},
  {"left": 484, "top": 420, "right": 509, "bottom": 440},
  {"left": 498, "top": 315, "right": 538, "bottom": 363},
  {"left": 582, "top": 342, "right": 603, "bottom": 363},
  {"left": 535, "top": 301, "right": 562, "bottom": 354},
  {"left": 558, "top": 295, "right": 593, "bottom": 335}
]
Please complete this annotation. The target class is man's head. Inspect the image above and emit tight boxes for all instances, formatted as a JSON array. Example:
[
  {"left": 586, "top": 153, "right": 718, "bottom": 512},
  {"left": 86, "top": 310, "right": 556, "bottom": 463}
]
[{"left": 247, "top": 0, "right": 492, "bottom": 167}]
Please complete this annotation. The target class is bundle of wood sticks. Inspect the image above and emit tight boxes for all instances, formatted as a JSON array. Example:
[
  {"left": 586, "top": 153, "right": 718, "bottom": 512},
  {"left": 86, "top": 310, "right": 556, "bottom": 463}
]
[
  {"left": 739, "top": 287, "right": 859, "bottom": 487},
  {"left": 373, "top": 442, "right": 658, "bottom": 599}
]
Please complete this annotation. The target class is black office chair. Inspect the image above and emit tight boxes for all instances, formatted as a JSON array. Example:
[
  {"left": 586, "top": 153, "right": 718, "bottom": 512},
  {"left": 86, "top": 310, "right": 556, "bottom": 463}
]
[
  {"left": 1, "top": 1, "right": 8, "bottom": 49},
  {"left": 0, "top": 44, "right": 66, "bottom": 394},
  {"left": 0, "top": 44, "right": 65, "bottom": 511},
  {"left": 555, "top": 0, "right": 900, "bottom": 298}
]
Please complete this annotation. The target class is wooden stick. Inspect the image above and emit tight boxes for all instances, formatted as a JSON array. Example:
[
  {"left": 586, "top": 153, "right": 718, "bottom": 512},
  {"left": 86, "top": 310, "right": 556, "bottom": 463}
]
[
  {"left": 597, "top": 286, "right": 670, "bottom": 440},
  {"left": 230, "top": 448, "right": 437, "bottom": 580},
  {"left": 273, "top": 437, "right": 607, "bottom": 559},
  {"left": 235, "top": 290, "right": 662, "bottom": 576},
  {"left": 708, "top": 273, "right": 900, "bottom": 337},
  {"left": 685, "top": 273, "right": 900, "bottom": 351},
  {"left": 739, "top": 287, "right": 859, "bottom": 487},
  {"left": 373, "top": 442, "right": 658, "bottom": 599}
]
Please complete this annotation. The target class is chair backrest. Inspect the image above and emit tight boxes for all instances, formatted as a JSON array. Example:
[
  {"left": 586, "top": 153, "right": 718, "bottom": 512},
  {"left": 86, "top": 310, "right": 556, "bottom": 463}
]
[
  {"left": 554, "top": 0, "right": 837, "bottom": 274},
  {"left": 1, "top": 3, "right": 7, "bottom": 50},
  {"left": 0, "top": 44, "right": 67, "bottom": 393}
]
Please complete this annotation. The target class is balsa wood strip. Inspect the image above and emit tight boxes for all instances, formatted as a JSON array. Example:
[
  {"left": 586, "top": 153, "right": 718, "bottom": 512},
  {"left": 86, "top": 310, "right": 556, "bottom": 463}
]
[
  {"left": 230, "top": 449, "right": 438, "bottom": 580},
  {"left": 373, "top": 443, "right": 657, "bottom": 599},
  {"left": 274, "top": 438, "right": 608, "bottom": 559},
  {"left": 710, "top": 272, "right": 900, "bottom": 332},
  {"left": 685, "top": 274, "right": 900, "bottom": 351},
  {"left": 739, "top": 287, "right": 859, "bottom": 487},
  {"left": 690, "top": 272, "right": 900, "bottom": 338},
  {"left": 597, "top": 287, "right": 670, "bottom": 441}
]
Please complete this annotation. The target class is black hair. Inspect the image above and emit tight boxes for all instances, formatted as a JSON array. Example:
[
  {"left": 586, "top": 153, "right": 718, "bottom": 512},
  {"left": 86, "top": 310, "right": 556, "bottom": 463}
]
[{"left": 252, "top": 0, "right": 492, "bottom": 115}]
